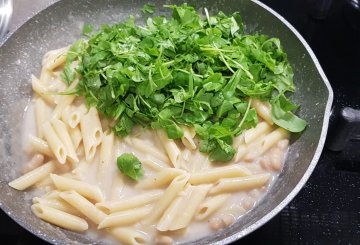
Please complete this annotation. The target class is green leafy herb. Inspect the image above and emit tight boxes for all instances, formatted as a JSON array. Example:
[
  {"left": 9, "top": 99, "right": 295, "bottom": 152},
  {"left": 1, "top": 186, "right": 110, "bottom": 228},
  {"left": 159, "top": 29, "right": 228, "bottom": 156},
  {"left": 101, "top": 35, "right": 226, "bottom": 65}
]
[
  {"left": 62, "top": 4, "right": 306, "bottom": 162},
  {"left": 142, "top": 3, "right": 155, "bottom": 14},
  {"left": 271, "top": 95, "right": 307, "bottom": 133},
  {"left": 82, "top": 24, "right": 93, "bottom": 36},
  {"left": 116, "top": 153, "right": 144, "bottom": 180}
]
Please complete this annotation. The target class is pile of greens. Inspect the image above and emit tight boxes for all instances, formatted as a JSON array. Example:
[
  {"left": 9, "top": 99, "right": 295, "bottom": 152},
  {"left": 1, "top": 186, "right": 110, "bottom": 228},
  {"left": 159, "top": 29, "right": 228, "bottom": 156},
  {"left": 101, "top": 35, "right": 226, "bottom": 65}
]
[{"left": 62, "top": 4, "right": 306, "bottom": 163}]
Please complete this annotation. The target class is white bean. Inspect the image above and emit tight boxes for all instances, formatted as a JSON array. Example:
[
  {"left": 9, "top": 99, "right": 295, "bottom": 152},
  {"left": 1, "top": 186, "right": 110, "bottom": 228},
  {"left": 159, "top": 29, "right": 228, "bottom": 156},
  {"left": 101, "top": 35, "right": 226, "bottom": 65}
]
[
  {"left": 155, "top": 235, "right": 174, "bottom": 245},
  {"left": 21, "top": 154, "right": 45, "bottom": 174}
]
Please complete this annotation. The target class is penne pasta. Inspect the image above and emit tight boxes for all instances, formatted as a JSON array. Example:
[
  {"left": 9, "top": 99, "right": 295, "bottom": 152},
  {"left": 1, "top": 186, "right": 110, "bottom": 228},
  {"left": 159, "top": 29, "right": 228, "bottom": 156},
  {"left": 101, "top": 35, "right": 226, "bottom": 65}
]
[
  {"left": 195, "top": 194, "right": 231, "bottom": 221},
  {"left": 31, "top": 203, "right": 88, "bottom": 232},
  {"left": 209, "top": 173, "right": 271, "bottom": 195},
  {"left": 144, "top": 174, "right": 190, "bottom": 224},
  {"left": 51, "top": 95, "right": 75, "bottom": 120},
  {"left": 50, "top": 174, "right": 104, "bottom": 202},
  {"left": 157, "top": 184, "right": 211, "bottom": 231},
  {"left": 31, "top": 75, "right": 55, "bottom": 105},
  {"left": 96, "top": 190, "right": 163, "bottom": 214},
  {"left": 51, "top": 119, "right": 79, "bottom": 163},
  {"left": 80, "top": 107, "right": 103, "bottom": 161},
  {"left": 157, "top": 130, "right": 181, "bottom": 168},
  {"left": 27, "top": 134, "right": 54, "bottom": 157},
  {"left": 244, "top": 121, "right": 272, "bottom": 144},
  {"left": 67, "top": 103, "right": 88, "bottom": 129},
  {"left": 109, "top": 227, "right": 149, "bottom": 245},
  {"left": 42, "top": 46, "right": 69, "bottom": 71},
  {"left": 180, "top": 125, "right": 197, "bottom": 150},
  {"left": 42, "top": 121, "right": 68, "bottom": 164},
  {"left": 125, "top": 137, "right": 169, "bottom": 164},
  {"left": 39, "top": 66, "right": 53, "bottom": 84},
  {"left": 9, "top": 161, "right": 56, "bottom": 191},
  {"left": 98, "top": 206, "right": 152, "bottom": 229},
  {"left": 32, "top": 195, "right": 81, "bottom": 216},
  {"left": 251, "top": 99, "right": 273, "bottom": 125},
  {"left": 189, "top": 165, "right": 252, "bottom": 185},
  {"left": 69, "top": 126, "right": 82, "bottom": 150},
  {"left": 244, "top": 127, "right": 289, "bottom": 161},
  {"left": 109, "top": 172, "right": 124, "bottom": 201},
  {"left": 59, "top": 191, "right": 106, "bottom": 224},
  {"left": 34, "top": 97, "right": 51, "bottom": 138},
  {"left": 136, "top": 168, "right": 186, "bottom": 189},
  {"left": 97, "top": 132, "right": 114, "bottom": 189},
  {"left": 142, "top": 158, "right": 167, "bottom": 172}
]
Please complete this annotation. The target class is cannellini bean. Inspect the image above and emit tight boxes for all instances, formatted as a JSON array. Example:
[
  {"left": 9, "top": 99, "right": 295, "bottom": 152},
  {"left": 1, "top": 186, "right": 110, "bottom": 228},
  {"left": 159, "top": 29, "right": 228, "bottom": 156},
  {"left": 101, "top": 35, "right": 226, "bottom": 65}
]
[
  {"left": 221, "top": 214, "right": 235, "bottom": 227},
  {"left": 242, "top": 198, "right": 255, "bottom": 210},
  {"left": 21, "top": 154, "right": 45, "bottom": 174},
  {"left": 259, "top": 156, "right": 270, "bottom": 171},
  {"left": 248, "top": 189, "right": 261, "bottom": 198},
  {"left": 155, "top": 235, "right": 174, "bottom": 245},
  {"left": 269, "top": 147, "right": 284, "bottom": 171},
  {"left": 209, "top": 217, "right": 224, "bottom": 230},
  {"left": 209, "top": 214, "right": 236, "bottom": 230},
  {"left": 277, "top": 139, "right": 289, "bottom": 150}
]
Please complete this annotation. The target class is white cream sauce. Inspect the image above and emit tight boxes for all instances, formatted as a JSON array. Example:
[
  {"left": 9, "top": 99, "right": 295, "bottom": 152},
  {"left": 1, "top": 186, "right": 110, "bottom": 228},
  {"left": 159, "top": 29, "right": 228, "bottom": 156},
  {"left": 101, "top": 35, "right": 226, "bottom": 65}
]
[{"left": 21, "top": 100, "right": 287, "bottom": 245}]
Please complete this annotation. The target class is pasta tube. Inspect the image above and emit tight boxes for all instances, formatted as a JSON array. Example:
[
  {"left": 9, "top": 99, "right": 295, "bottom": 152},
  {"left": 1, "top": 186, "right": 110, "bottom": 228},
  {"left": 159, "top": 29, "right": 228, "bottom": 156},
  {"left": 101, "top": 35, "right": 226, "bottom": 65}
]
[
  {"left": 31, "top": 203, "right": 88, "bottom": 232},
  {"left": 9, "top": 161, "right": 56, "bottom": 191},
  {"left": 145, "top": 174, "right": 190, "bottom": 224},
  {"left": 51, "top": 119, "right": 79, "bottom": 163},
  {"left": 251, "top": 99, "right": 273, "bottom": 125},
  {"left": 209, "top": 173, "right": 271, "bottom": 195},
  {"left": 136, "top": 168, "right": 186, "bottom": 189},
  {"left": 59, "top": 191, "right": 106, "bottom": 224},
  {"left": 80, "top": 107, "right": 103, "bottom": 161},
  {"left": 180, "top": 125, "right": 196, "bottom": 150},
  {"left": 50, "top": 174, "right": 104, "bottom": 202},
  {"left": 34, "top": 97, "right": 51, "bottom": 138},
  {"left": 189, "top": 165, "right": 251, "bottom": 185},
  {"left": 157, "top": 130, "right": 181, "bottom": 168},
  {"left": 157, "top": 184, "right": 211, "bottom": 231},
  {"left": 98, "top": 206, "right": 152, "bottom": 229},
  {"left": 109, "top": 227, "right": 149, "bottom": 245},
  {"left": 195, "top": 194, "right": 231, "bottom": 221},
  {"left": 96, "top": 191, "right": 162, "bottom": 214},
  {"left": 27, "top": 134, "right": 54, "bottom": 157},
  {"left": 42, "top": 121, "right": 67, "bottom": 164}
]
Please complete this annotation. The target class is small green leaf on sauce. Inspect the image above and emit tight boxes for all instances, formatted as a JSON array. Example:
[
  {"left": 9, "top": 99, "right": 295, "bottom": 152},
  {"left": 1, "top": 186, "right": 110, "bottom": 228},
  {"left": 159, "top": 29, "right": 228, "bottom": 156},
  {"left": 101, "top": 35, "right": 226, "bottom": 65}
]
[{"left": 116, "top": 153, "right": 144, "bottom": 181}]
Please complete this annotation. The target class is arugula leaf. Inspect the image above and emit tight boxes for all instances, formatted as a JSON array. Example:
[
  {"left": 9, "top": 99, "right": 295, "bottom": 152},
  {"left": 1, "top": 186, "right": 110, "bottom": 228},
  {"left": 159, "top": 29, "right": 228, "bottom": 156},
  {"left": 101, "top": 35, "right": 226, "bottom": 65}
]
[
  {"left": 82, "top": 24, "right": 93, "bottom": 36},
  {"left": 271, "top": 97, "right": 307, "bottom": 133},
  {"left": 142, "top": 3, "right": 156, "bottom": 14},
  {"left": 116, "top": 153, "right": 144, "bottom": 180},
  {"left": 60, "top": 63, "right": 76, "bottom": 85},
  {"left": 209, "top": 138, "right": 236, "bottom": 161},
  {"left": 61, "top": 4, "right": 306, "bottom": 162}
]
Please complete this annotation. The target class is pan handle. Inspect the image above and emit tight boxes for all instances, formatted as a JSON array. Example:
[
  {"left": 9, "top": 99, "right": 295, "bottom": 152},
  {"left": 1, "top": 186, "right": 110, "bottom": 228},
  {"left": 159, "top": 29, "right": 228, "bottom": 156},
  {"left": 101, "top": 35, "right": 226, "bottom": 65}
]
[
  {"left": 326, "top": 106, "right": 360, "bottom": 151},
  {"left": 0, "top": 0, "right": 13, "bottom": 39}
]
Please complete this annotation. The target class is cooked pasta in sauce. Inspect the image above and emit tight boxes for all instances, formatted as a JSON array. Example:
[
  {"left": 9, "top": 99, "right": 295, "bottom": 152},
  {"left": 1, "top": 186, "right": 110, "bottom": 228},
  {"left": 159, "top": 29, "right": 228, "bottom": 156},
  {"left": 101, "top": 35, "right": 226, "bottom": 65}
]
[{"left": 9, "top": 46, "right": 289, "bottom": 244}]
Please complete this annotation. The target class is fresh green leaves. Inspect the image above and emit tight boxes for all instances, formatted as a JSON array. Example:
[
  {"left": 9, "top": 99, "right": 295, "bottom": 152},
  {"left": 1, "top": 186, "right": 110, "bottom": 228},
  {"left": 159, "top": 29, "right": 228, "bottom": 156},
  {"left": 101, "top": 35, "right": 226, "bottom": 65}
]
[
  {"left": 142, "top": 3, "right": 156, "bottom": 14},
  {"left": 117, "top": 153, "right": 144, "bottom": 180},
  {"left": 63, "top": 4, "right": 306, "bottom": 162},
  {"left": 82, "top": 24, "right": 93, "bottom": 36},
  {"left": 271, "top": 95, "right": 307, "bottom": 133}
]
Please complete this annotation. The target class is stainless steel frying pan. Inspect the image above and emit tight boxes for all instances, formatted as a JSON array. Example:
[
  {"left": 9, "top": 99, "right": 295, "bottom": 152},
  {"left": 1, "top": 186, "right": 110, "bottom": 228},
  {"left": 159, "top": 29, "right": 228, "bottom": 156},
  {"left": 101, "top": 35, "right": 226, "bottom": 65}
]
[{"left": 0, "top": 0, "right": 333, "bottom": 244}]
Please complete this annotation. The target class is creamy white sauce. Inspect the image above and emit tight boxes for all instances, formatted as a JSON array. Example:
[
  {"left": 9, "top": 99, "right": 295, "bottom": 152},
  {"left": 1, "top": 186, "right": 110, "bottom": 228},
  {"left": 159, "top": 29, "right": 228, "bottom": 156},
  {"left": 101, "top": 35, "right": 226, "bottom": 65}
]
[{"left": 21, "top": 99, "right": 287, "bottom": 245}]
